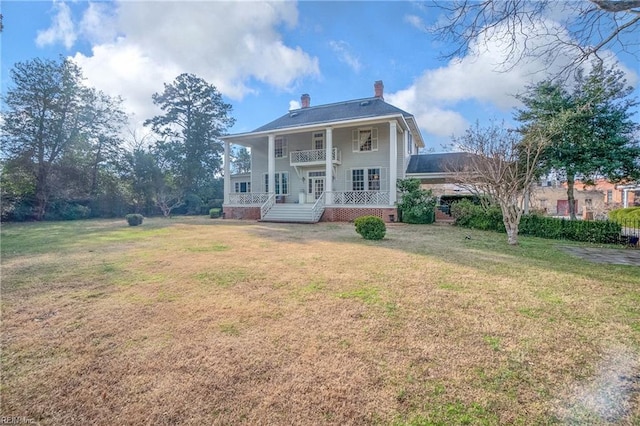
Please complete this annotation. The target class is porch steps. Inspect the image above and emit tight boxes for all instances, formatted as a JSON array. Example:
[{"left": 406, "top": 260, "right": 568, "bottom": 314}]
[{"left": 260, "top": 203, "right": 323, "bottom": 223}]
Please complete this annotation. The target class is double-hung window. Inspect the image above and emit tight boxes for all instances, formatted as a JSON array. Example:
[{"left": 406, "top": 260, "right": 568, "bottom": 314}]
[
  {"left": 349, "top": 167, "right": 384, "bottom": 191},
  {"left": 264, "top": 172, "right": 289, "bottom": 195},
  {"left": 352, "top": 128, "right": 378, "bottom": 152},
  {"left": 234, "top": 182, "right": 251, "bottom": 193},
  {"left": 313, "top": 132, "right": 325, "bottom": 150},
  {"left": 352, "top": 169, "right": 365, "bottom": 191},
  {"left": 274, "top": 137, "right": 288, "bottom": 158}
]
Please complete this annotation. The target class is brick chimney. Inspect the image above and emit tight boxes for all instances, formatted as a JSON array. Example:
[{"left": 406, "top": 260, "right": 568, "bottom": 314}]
[
  {"left": 374, "top": 80, "right": 384, "bottom": 99},
  {"left": 301, "top": 93, "right": 310, "bottom": 108}
]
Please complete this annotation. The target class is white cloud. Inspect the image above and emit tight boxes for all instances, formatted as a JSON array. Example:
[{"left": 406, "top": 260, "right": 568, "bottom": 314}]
[
  {"left": 36, "top": 1, "right": 76, "bottom": 49},
  {"left": 72, "top": 40, "right": 181, "bottom": 131},
  {"left": 79, "top": 2, "right": 118, "bottom": 45},
  {"left": 104, "top": 1, "right": 319, "bottom": 99},
  {"left": 329, "top": 40, "right": 362, "bottom": 73},
  {"left": 387, "top": 16, "right": 638, "bottom": 143},
  {"left": 404, "top": 14, "right": 428, "bottom": 32},
  {"left": 60, "top": 1, "right": 320, "bottom": 135}
]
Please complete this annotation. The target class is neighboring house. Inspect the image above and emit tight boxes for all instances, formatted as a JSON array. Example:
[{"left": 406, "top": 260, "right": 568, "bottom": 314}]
[
  {"left": 569, "top": 179, "right": 639, "bottom": 209},
  {"left": 222, "top": 81, "right": 425, "bottom": 222},
  {"left": 529, "top": 185, "right": 605, "bottom": 218}
]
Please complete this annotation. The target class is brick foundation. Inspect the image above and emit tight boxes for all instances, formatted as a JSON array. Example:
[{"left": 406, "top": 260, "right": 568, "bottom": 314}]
[
  {"left": 321, "top": 207, "right": 398, "bottom": 223},
  {"left": 223, "top": 206, "right": 261, "bottom": 220},
  {"left": 223, "top": 206, "right": 398, "bottom": 223}
]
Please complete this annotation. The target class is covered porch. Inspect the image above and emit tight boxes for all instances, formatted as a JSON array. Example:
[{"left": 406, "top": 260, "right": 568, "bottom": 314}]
[{"left": 222, "top": 119, "right": 406, "bottom": 222}]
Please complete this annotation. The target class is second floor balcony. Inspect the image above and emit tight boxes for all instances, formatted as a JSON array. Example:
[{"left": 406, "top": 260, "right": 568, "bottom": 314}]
[{"left": 290, "top": 148, "right": 341, "bottom": 167}]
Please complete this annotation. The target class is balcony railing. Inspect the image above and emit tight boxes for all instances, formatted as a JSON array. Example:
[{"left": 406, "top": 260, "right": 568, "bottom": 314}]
[
  {"left": 328, "top": 191, "right": 390, "bottom": 205},
  {"left": 290, "top": 148, "right": 341, "bottom": 166},
  {"left": 228, "top": 192, "right": 270, "bottom": 205}
]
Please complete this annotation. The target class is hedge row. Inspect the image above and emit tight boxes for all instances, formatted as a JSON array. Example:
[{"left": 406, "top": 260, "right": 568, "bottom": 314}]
[
  {"left": 450, "top": 200, "right": 622, "bottom": 244},
  {"left": 519, "top": 215, "right": 622, "bottom": 244}
]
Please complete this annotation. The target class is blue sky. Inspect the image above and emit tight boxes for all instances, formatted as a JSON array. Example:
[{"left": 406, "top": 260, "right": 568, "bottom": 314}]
[{"left": 2, "top": 1, "right": 639, "bottom": 151}]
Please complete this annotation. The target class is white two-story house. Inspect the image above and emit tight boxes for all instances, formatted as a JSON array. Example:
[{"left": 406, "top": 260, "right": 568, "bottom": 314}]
[{"left": 222, "top": 81, "right": 424, "bottom": 222}]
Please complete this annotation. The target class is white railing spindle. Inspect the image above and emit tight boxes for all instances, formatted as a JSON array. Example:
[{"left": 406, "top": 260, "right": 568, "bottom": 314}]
[{"left": 260, "top": 194, "right": 276, "bottom": 219}]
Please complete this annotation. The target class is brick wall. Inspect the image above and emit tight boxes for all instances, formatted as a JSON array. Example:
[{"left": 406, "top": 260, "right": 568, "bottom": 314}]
[
  {"left": 322, "top": 207, "right": 398, "bottom": 223},
  {"left": 223, "top": 206, "right": 261, "bottom": 220}
]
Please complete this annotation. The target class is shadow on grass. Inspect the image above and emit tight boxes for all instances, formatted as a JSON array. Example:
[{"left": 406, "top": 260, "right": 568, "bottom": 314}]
[{"left": 2, "top": 216, "right": 638, "bottom": 289}]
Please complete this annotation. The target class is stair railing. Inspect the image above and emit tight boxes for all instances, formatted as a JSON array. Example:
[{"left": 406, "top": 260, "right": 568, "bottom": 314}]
[{"left": 260, "top": 194, "right": 276, "bottom": 219}]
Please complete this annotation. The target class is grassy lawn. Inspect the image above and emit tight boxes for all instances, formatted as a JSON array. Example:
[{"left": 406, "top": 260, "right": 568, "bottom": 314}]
[{"left": 1, "top": 217, "right": 639, "bottom": 425}]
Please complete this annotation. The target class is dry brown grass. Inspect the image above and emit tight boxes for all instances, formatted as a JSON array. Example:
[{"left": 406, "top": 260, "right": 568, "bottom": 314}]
[{"left": 1, "top": 217, "right": 639, "bottom": 425}]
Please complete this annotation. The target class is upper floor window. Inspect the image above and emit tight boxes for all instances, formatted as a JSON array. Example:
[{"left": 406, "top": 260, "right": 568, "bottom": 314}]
[
  {"left": 606, "top": 190, "right": 613, "bottom": 203},
  {"left": 275, "top": 137, "right": 287, "bottom": 158},
  {"left": 352, "top": 128, "right": 378, "bottom": 152},
  {"left": 313, "top": 132, "right": 325, "bottom": 150}
]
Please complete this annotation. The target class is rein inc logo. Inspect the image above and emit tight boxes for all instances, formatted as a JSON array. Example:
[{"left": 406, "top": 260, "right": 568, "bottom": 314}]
[{"left": 1, "top": 417, "right": 36, "bottom": 424}]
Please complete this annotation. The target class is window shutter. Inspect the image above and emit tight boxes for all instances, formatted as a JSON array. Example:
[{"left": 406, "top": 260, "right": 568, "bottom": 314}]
[
  {"left": 372, "top": 128, "right": 378, "bottom": 151},
  {"left": 352, "top": 130, "right": 359, "bottom": 152}
]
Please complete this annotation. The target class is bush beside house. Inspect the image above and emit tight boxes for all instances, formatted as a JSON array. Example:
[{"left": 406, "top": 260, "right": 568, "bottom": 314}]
[{"left": 396, "top": 179, "right": 436, "bottom": 224}]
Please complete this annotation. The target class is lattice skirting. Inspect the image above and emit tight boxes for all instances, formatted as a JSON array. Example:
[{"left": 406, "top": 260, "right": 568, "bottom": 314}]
[
  {"left": 321, "top": 207, "right": 398, "bottom": 223},
  {"left": 223, "top": 206, "right": 261, "bottom": 220}
]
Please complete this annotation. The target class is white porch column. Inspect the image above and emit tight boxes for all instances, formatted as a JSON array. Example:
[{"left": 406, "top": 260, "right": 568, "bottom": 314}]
[
  {"left": 268, "top": 134, "right": 275, "bottom": 195},
  {"left": 389, "top": 121, "right": 398, "bottom": 205},
  {"left": 223, "top": 140, "right": 231, "bottom": 205},
  {"left": 402, "top": 129, "right": 409, "bottom": 178},
  {"left": 325, "top": 127, "right": 333, "bottom": 203},
  {"left": 623, "top": 188, "right": 629, "bottom": 208}
]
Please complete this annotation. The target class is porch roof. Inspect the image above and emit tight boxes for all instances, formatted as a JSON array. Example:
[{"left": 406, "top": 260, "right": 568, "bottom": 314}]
[{"left": 406, "top": 152, "right": 475, "bottom": 176}]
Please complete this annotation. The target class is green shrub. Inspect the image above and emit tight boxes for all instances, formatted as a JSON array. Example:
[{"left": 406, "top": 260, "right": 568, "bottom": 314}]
[
  {"left": 209, "top": 208, "right": 221, "bottom": 218},
  {"left": 60, "top": 204, "right": 91, "bottom": 221},
  {"left": 396, "top": 179, "right": 436, "bottom": 224},
  {"left": 450, "top": 199, "right": 504, "bottom": 231},
  {"left": 609, "top": 207, "right": 640, "bottom": 225},
  {"left": 125, "top": 213, "right": 144, "bottom": 226},
  {"left": 354, "top": 215, "right": 386, "bottom": 240}
]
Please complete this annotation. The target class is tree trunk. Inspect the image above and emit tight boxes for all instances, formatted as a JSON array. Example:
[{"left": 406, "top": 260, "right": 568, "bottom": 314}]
[
  {"left": 501, "top": 203, "right": 520, "bottom": 245},
  {"left": 566, "top": 173, "right": 577, "bottom": 220},
  {"left": 506, "top": 226, "right": 519, "bottom": 245},
  {"left": 34, "top": 163, "right": 49, "bottom": 221}
]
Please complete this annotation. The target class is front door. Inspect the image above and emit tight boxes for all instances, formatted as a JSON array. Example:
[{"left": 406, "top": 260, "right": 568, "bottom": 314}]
[{"left": 307, "top": 171, "right": 325, "bottom": 203}]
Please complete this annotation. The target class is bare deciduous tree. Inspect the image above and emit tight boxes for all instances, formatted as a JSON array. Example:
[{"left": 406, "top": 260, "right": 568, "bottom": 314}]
[
  {"left": 448, "top": 121, "right": 549, "bottom": 245},
  {"left": 430, "top": 0, "right": 640, "bottom": 76}
]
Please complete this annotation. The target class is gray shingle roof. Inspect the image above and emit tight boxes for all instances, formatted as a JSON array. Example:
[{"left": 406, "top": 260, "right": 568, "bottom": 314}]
[
  {"left": 252, "top": 97, "right": 414, "bottom": 132},
  {"left": 406, "top": 152, "right": 474, "bottom": 174}
]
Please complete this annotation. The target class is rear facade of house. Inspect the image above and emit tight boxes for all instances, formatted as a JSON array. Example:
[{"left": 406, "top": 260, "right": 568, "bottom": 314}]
[{"left": 222, "top": 81, "right": 425, "bottom": 223}]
